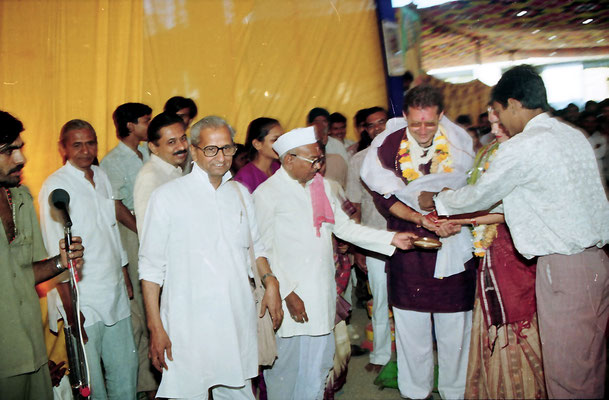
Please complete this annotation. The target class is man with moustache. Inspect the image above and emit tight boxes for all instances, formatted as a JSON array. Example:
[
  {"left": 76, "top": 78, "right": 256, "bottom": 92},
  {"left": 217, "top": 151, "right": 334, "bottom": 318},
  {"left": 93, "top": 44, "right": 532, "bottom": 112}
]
[
  {"left": 0, "top": 111, "right": 84, "bottom": 400},
  {"left": 100, "top": 102, "right": 156, "bottom": 398},
  {"left": 138, "top": 116, "right": 283, "bottom": 400},
  {"left": 163, "top": 96, "right": 199, "bottom": 174},
  {"left": 254, "top": 126, "right": 417, "bottom": 400},
  {"left": 133, "top": 112, "right": 188, "bottom": 233},
  {"left": 39, "top": 119, "right": 137, "bottom": 399}
]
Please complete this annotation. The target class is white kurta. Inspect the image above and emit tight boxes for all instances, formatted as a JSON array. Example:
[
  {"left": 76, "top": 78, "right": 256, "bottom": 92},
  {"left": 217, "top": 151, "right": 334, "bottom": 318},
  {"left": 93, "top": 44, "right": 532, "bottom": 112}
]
[
  {"left": 133, "top": 153, "right": 183, "bottom": 234},
  {"left": 253, "top": 167, "right": 396, "bottom": 339},
  {"left": 39, "top": 162, "right": 130, "bottom": 327},
  {"left": 138, "top": 164, "right": 261, "bottom": 399}
]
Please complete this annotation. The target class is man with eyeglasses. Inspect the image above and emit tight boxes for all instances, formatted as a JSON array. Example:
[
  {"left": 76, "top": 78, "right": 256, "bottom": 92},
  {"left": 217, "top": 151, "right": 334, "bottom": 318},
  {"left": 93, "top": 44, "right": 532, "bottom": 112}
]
[
  {"left": 254, "top": 126, "right": 417, "bottom": 400},
  {"left": 138, "top": 116, "right": 283, "bottom": 400}
]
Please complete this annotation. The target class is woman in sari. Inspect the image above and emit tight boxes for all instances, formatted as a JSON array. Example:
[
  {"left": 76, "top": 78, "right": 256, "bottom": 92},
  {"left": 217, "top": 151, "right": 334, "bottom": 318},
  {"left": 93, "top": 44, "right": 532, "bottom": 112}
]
[
  {"left": 441, "top": 109, "right": 546, "bottom": 399},
  {"left": 233, "top": 117, "right": 284, "bottom": 193}
]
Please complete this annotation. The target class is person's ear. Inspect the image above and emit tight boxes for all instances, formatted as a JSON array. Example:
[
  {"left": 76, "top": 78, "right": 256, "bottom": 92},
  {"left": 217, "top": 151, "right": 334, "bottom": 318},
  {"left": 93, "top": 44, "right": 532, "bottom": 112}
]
[
  {"left": 507, "top": 98, "right": 523, "bottom": 113},
  {"left": 148, "top": 141, "right": 158, "bottom": 155},
  {"left": 58, "top": 142, "right": 66, "bottom": 159},
  {"left": 252, "top": 139, "right": 263, "bottom": 151},
  {"left": 189, "top": 144, "right": 199, "bottom": 162}
]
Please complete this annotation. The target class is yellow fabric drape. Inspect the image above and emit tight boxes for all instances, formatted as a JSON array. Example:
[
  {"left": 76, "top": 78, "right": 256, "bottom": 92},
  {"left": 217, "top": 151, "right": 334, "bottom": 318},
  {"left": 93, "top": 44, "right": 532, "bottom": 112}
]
[
  {"left": 142, "top": 0, "right": 387, "bottom": 141},
  {"left": 1, "top": 0, "right": 387, "bottom": 202},
  {"left": 0, "top": 0, "right": 143, "bottom": 202}
]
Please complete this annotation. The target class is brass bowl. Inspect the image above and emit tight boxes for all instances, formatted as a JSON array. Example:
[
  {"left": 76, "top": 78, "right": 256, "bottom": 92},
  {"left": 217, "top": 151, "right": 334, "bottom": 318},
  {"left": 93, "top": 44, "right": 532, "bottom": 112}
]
[{"left": 413, "top": 237, "right": 442, "bottom": 249}]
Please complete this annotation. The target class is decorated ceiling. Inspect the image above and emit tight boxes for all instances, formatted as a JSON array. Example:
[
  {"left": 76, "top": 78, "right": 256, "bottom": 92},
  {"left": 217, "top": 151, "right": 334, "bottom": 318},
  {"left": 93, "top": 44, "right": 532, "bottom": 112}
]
[{"left": 417, "top": 0, "right": 609, "bottom": 70}]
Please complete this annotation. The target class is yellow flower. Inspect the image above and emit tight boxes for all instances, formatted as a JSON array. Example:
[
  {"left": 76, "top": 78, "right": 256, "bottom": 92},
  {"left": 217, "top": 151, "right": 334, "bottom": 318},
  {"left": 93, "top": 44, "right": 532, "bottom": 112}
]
[
  {"left": 436, "top": 153, "right": 448, "bottom": 162},
  {"left": 444, "top": 166, "right": 453, "bottom": 173},
  {"left": 436, "top": 143, "right": 448, "bottom": 153},
  {"left": 402, "top": 168, "right": 419, "bottom": 181},
  {"left": 474, "top": 251, "right": 485, "bottom": 257},
  {"left": 473, "top": 240, "right": 482, "bottom": 248}
]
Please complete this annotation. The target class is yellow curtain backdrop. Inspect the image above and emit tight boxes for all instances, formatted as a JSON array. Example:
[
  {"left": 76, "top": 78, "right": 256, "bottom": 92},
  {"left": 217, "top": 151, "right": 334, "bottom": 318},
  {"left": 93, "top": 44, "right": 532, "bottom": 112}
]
[
  {"left": 0, "top": 0, "right": 144, "bottom": 202},
  {"left": 142, "top": 0, "right": 387, "bottom": 140},
  {"left": 0, "top": 0, "right": 387, "bottom": 203}
]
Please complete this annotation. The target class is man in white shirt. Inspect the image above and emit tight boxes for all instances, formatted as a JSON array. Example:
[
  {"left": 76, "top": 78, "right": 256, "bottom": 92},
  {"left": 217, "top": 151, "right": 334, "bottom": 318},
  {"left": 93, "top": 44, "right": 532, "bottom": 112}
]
[
  {"left": 345, "top": 109, "right": 391, "bottom": 373},
  {"left": 99, "top": 102, "right": 156, "bottom": 398},
  {"left": 39, "top": 119, "right": 137, "bottom": 399},
  {"left": 133, "top": 112, "right": 188, "bottom": 234},
  {"left": 138, "top": 116, "right": 282, "bottom": 400},
  {"left": 328, "top": 112, "right": 356, "bottom": 154},
  {"left": 425, "top": 65, "right": 609, "bottom": 399},
  {"left": 254, "top": 126, "right": 417, "bottom": 400}
]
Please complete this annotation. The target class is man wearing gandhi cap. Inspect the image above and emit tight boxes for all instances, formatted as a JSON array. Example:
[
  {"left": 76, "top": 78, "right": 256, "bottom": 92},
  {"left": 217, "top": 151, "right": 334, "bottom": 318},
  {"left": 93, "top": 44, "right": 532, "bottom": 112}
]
[{"left": 253, "top": 126, "right": 417, "bottom": 400}]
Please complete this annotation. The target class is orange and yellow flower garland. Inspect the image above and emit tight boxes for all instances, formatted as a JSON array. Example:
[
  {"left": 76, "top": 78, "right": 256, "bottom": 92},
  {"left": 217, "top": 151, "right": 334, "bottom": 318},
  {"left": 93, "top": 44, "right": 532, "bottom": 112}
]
[{"left": 397, "top": 128, "right": 453, "bottom": 183}]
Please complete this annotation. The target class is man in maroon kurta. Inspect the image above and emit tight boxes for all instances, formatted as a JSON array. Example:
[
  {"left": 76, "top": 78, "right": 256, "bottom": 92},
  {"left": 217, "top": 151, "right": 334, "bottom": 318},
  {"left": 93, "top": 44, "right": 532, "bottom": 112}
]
[{"left": 366, "top": 86, "right": 476, "bottom": 399}]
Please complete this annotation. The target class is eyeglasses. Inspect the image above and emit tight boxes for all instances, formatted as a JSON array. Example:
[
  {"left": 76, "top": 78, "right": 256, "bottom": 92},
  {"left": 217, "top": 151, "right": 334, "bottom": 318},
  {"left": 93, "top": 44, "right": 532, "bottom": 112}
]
[
  {"left": 192, "top": 144, "right": 237, "bottom": 157},
  {"left": 290, "top": 153, "right": 325, "bottom": 168}
]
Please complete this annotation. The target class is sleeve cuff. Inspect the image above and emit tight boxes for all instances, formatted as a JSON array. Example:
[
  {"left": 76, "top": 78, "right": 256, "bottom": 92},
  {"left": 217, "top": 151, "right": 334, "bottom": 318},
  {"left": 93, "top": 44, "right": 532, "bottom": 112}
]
[{"left": 434, "top": 193, "right": 450, "bottom": 216}]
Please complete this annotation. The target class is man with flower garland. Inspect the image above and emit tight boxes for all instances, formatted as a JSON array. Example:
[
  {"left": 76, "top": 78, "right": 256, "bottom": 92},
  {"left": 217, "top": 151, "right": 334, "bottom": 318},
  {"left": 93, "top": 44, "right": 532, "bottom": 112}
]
[{"left": 360, "top": 85, "right": 477, "bottom": 399}]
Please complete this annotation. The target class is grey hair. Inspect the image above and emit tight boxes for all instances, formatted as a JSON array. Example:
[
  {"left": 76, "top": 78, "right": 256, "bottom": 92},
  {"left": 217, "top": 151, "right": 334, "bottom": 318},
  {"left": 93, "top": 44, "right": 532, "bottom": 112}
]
[
  {"left": 190, "top": 115, "right": 235, "bottom": 146},
  {"left": 59, "top": 119, "right": 97, "bottom": 146}
]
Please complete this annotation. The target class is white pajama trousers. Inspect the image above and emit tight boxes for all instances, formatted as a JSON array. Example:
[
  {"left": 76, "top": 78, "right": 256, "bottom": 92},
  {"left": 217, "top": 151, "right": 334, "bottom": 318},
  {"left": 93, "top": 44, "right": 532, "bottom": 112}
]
[
  {"left": 265, "top": 333, "right": 335, "bottom": 400},
  {"left": 393, "top": 308, "right": 472, "bottom": 400},
  {"left": 367, "top": 256, "right": 392, "bottom": 365},
  {"left": 171, "top": 380, "right": 254, "bottom": 400}
]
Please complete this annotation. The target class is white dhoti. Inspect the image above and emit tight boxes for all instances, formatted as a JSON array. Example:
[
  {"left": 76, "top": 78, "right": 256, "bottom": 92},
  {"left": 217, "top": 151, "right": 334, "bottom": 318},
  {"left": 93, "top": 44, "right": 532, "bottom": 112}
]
[{"left": 265, "top": 333, "right": 335, "bottom": 400}]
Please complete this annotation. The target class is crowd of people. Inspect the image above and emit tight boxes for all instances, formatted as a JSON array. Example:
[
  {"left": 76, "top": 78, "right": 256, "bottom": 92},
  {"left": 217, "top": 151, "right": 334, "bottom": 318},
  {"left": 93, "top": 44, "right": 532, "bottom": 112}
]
[{"left": 1, "top": 64, "right": 608, "bottom": 400}]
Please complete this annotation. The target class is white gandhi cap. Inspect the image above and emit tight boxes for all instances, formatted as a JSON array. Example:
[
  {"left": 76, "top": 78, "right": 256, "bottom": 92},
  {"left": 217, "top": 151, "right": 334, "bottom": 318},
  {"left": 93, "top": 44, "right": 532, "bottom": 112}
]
[{"left": 272, "top": 126, "right": 317, "bottom": 157}]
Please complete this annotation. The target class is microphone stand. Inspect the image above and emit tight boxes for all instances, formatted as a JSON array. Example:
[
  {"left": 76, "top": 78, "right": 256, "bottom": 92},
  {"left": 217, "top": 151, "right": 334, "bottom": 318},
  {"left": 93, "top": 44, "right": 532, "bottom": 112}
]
[{"left": 62, "top": 222, "right": 91, "bottom": 399}]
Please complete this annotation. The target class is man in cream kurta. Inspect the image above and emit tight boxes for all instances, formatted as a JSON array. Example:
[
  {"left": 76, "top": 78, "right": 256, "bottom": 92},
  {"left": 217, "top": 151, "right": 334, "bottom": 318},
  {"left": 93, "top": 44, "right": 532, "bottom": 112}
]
[
  {"left": 139, "top": 116, "right": 282, "bottom": 400},
  {"left": 133, "top": 112, "right": 187, "bottom": 234},
  {"left": 254, "top": 127, "right": 416, "bottom": 400}
]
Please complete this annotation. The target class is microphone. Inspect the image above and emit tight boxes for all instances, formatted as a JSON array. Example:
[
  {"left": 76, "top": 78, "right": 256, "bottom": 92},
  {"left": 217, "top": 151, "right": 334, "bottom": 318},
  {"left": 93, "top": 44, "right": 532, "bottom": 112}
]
[{"left": 50, "top": 188, "right": 72, "bottom": 228}]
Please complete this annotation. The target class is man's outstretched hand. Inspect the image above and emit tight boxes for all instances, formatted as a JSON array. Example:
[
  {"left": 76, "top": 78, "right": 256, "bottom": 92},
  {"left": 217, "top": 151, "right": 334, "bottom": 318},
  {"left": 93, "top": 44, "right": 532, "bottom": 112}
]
[{"left": 391, "top": 232, "right": 419, "bottom": 250}]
